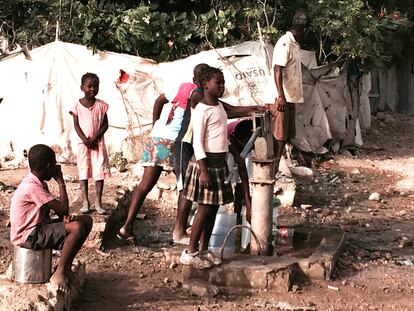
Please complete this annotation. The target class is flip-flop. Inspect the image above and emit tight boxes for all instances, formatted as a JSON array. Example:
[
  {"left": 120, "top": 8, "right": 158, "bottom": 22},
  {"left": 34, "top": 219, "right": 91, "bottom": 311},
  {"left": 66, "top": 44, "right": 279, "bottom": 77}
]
[
  {"left": 79, "top": 205, "right": 91, "bottom": 214},
  {"left": 116, "top": 232, "right": 137, "bottom": 246},
  {"left": 95, "top": 206, "right": 109, "bottom": 215}
]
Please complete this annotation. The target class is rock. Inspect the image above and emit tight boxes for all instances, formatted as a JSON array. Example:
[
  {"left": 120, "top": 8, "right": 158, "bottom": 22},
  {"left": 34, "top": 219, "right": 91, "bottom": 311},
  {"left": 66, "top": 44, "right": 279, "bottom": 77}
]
[
  {"left": 398, "top": 237, "right": 413, "bottom": 248},
  {"left": 290, "top": 166, "right": 313, "bottom": 178},
  {"left": 339, "top": 149, "right": 353, "bottom": 157},
  {"left": 276, "top": 301, "right": 316, "bottom": 311},
  {"left": 146, "top": 187, "right": 162, "bottom": 200},
  {"left": 291, "top": 284, "right": 300, "bottom": 292},
  {"left": 91, "top": 222, "right": 106, "bottom": 232},
  {"left": 396, "top": 210, "right": 407, "bottom": 217},
  {"left": 62, "top": 174, "right": 75, "bottom": 182},
  {"left": 136, "top": 213, "right": 147, "bottom": 220},
  {"left": 368, "top": 192, "right": 380, "bottom": 201},
  {"left": 344, "top": 193, "right": 353, "bottom": 202},
  {"left": 157, "top": 181, "right": 172, "bottom": 190},
  {"left": 377, "top": 112, "right": 395, "bottom": 124},
  {"left": 116, "top": 189, "right": 126, "bottom": 197},
  {"left": 330, "top": 176, "right": 340, "bottom": 183},
  {"left": 321, "top": 208, "right": 333, "bottom": 217},
  {"left": 183, "top": 280, "right": 220, "bottom": 297},
  {"left": 300, "top": 204, "right": 312, "bottom": 210},
  {"left": 276, "top": 187, "right": 296, "bottom": 207},
  {"left": 34, "top": 301, "right": 53, "bottom": 311},
  {"left": 131, "top": 163, "right": 145, "bottom": 177},
  {"left": 4, "top": 263, "right": 13, "bottom": 280},
  {"left": 84, "top": 238, "right": 102, "bottom": 249}
]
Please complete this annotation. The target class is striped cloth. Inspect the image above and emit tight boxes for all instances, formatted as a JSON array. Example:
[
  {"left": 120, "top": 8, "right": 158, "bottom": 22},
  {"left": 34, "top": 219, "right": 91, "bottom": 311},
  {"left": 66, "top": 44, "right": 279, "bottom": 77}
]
[{"left": 183, "top": 158, "right": 234, "bottom": 205}]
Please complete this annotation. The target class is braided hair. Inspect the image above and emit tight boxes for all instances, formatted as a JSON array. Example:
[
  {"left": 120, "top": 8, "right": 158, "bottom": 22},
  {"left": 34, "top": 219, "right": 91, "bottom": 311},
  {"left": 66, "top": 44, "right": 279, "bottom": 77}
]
[{"left": 199, "top": 66, "right": 223, "bottom": 85}]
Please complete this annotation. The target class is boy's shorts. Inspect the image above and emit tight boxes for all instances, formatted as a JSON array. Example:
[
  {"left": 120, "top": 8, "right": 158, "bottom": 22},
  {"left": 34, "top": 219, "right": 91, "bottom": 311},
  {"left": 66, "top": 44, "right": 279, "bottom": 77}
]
[
  {"left": 20, "top": 221, "right": 67, "bottom": 250},
  {"left": 270, "top": 103, "right": 296, "bottom": 141},
  {"left": 173, "top": 140, "right": 194, "bottom": 192}
]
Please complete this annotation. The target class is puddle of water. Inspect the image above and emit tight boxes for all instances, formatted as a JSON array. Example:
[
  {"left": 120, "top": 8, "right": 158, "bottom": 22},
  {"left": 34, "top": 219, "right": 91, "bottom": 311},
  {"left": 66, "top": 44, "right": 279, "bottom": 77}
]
[{"left": 274, "top": 227, "right": 339, "bottom": 258}]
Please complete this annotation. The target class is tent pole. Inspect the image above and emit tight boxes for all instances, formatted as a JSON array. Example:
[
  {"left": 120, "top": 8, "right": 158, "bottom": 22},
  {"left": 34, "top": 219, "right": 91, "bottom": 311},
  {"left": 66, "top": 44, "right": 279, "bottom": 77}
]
[{"left": 55, "top": 20, "right": 60, "bottom": 42}]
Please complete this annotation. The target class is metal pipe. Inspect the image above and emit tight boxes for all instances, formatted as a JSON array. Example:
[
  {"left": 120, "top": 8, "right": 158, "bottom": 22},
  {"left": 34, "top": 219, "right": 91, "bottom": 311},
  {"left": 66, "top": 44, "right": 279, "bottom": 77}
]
[
  {"left": 219, "top": 224, "right": 265, "bottom": 264},
  {"left": 250, "top": 112, "right": 275, "bottom": 256}
]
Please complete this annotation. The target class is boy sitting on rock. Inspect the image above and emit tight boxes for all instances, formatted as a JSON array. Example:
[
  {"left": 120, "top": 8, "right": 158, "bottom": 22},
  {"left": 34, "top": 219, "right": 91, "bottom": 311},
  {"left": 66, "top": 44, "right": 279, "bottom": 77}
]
[{"left": 10, "top": 144, "right": 92, "bottom": 292}]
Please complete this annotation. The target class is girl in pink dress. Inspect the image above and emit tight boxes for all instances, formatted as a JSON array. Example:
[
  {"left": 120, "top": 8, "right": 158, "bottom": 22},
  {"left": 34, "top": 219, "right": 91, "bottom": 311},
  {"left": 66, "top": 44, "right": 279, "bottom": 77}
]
[{"left": 70, "top": 73, "right": 111, "bottom": 215}]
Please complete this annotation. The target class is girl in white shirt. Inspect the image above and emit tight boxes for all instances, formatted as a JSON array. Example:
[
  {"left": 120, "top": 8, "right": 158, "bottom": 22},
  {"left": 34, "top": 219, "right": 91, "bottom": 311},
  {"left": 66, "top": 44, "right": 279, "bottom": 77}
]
[{"left": 179, "top": 67, "right": 234, "bottom": 269}]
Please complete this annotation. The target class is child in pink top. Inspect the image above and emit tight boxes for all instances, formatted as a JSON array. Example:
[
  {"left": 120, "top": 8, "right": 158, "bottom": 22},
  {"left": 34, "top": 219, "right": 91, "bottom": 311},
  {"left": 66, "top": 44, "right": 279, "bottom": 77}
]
[
  {"left": 70, "top": 73, "right": 111, "bottom": 215},
  {"left": 10, "top": 144, "right": 92, "bottom": 292}
]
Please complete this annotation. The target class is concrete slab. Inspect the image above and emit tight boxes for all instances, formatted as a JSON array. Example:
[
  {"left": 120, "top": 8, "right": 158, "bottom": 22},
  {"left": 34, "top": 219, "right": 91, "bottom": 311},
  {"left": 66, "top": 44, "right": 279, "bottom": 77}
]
[
  {"left": 297, "top": 231, "right": 346, "bottom": 280},
  {"left": 164, "top": 228, "right": 346, "bottom": 291},
  {"left": 182, "top": 255, "right": 297, "bottom": 292}
]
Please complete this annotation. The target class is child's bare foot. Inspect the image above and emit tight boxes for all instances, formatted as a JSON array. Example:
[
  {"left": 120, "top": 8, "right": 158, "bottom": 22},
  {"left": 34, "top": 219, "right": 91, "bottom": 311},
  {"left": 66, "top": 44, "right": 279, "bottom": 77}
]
[
  {"left": 80, "top": 201, "right": 91, "bottom": 214},
  {"left": 117, "top": 227, "right": 137, "bottom": 245},
  {"left": 173, "top": 231, "right": 190, "bottom": 245},
  {"left": 94, "top": 200, "right": 108, "bottom": 215},
  {"left": 49, "top": 270, "right": 69, "bottom": 292}
]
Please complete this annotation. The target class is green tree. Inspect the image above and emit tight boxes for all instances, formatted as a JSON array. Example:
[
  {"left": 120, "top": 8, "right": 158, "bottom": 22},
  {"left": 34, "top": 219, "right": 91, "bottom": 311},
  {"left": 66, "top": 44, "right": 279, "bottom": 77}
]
[{"left": 0, "top": 0, "right": 412, "bottom": 71}]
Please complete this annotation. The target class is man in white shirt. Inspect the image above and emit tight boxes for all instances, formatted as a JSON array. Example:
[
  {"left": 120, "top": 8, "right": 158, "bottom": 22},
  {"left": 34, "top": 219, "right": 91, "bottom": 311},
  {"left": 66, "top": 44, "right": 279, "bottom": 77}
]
[{"left": 264, "top": 12, "right": 309, "bottom": 174}]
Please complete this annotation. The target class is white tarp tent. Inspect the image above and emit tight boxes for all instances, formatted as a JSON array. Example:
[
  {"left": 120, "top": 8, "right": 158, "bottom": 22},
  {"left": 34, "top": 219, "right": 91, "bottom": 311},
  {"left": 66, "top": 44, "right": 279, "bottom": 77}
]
[
  {"left": 0, "top": 40, "right": 366, "bottom": 163},
  {"left": 0, "top": 41, "right": 160, "bottom": 162}
]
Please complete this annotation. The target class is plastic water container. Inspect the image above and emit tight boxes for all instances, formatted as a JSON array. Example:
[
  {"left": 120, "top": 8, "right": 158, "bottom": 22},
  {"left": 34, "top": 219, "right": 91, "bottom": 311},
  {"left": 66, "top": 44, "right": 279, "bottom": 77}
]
[
  {"left": 241, "top": 197, "right": 281, "bottom": 249},
  {"left": 12, "top": 247, "right": 52, "bottom": 284},
  {"left": 208, "top": 212, "right": 237, "bottom": 256}
]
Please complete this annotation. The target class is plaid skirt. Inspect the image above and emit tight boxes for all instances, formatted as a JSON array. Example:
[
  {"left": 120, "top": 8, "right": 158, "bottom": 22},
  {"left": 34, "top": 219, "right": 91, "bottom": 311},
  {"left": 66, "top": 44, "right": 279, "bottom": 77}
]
[{"left": 183, "top": 154, "right": 234, "bottom": 205}]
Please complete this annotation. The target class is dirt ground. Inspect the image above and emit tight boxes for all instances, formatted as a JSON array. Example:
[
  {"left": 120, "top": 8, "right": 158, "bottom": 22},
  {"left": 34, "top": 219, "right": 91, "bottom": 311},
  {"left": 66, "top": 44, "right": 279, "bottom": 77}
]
[{"left": 1, "top": 111, "right": 414, "bottom": 310}]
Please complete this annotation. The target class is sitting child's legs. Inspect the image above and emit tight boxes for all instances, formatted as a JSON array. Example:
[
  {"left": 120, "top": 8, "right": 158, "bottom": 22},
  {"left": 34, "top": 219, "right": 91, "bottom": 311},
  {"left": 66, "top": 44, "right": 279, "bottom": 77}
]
[
  {"left": 50, "top": 215, "right": 92, "bottom": 291},
  {"left": 20, "top": 221, "right": 67, "bottom": 251}
]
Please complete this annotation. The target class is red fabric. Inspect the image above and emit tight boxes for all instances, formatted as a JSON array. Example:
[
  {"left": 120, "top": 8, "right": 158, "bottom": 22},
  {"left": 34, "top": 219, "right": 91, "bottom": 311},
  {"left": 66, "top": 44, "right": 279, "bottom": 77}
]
[
  {"left": 166, "top": 82, "right": 197, "bottom": 124},
  {"left": 171, "top": 83, "right": 197, "bottom": 109},
  {"left": 118, "top": 69, "right": 130, "bottom": 84},
  {"left": 227, "top": 120, "right": 241, "bottom": 140}
]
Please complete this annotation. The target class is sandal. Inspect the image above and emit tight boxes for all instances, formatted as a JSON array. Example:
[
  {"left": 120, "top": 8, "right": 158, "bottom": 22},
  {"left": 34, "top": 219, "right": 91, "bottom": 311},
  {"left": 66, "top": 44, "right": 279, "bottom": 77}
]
[{"left": 116, "top": 231, "right": 137, "bottom": 246}]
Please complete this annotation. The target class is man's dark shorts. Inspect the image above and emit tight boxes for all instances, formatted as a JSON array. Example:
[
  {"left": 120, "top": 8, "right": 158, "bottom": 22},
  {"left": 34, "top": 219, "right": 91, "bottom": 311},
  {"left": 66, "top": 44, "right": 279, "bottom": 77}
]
[
  {"left": 173, "top": 140, "right": 194, "bottom": 192},
  {"left": 20, "top": 221, "right": 67, "bottom": 250},
  {"left": 268, "top": 102, "right": 296, "bottom": 141}
]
